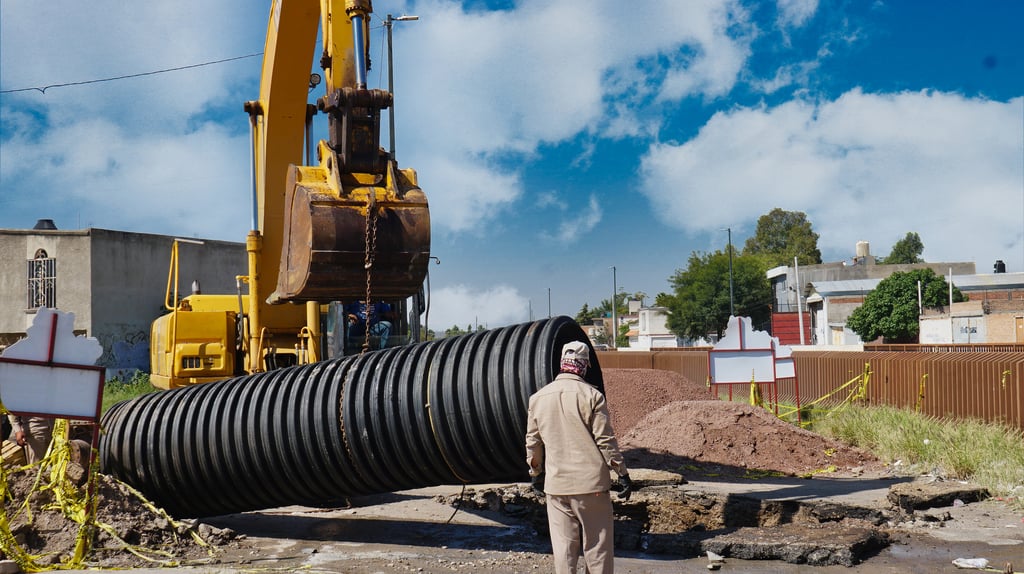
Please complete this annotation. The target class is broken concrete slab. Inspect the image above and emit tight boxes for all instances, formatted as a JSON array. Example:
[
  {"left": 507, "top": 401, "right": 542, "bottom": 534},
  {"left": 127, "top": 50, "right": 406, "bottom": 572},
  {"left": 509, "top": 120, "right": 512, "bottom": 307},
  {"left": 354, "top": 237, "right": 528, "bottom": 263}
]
[
  {"left": 701, "top": 523, "right": 890, "bottom": 566},
  {"left": 887, "top": 479, "right": 989, "bottom": 512}
]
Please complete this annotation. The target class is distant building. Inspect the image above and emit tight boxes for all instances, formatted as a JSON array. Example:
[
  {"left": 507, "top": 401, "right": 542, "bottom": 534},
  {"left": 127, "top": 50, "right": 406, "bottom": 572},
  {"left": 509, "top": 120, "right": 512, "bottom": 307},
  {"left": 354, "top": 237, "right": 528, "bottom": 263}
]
[
  {"left": 0, "top": 222, "right": 244, "bottom": 376},
  {"left": 584, "top": 318, "right": 610, "bottom": 349},
  {"left": 626, "top": 306, "right": 682, "bottom": 350},
  {"left": 918, "top": 277, "right": 1024, "bottom": 343},
  {"left": 583, "top": 300, "right": 682, "bottom": 350},
  {"left": 806, "top": 271, "right": 1024, "bottom": 345},
  {"left": 767, "top": 241, "right": 977, "bottom": 346}
]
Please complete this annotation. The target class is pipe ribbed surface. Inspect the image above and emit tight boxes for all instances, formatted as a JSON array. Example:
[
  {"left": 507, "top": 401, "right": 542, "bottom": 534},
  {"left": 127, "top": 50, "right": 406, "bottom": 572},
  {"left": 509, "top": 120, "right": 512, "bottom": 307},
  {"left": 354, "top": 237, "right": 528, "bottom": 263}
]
[{"left": 100, "top": 316, "right": 601, "bottom": 518}]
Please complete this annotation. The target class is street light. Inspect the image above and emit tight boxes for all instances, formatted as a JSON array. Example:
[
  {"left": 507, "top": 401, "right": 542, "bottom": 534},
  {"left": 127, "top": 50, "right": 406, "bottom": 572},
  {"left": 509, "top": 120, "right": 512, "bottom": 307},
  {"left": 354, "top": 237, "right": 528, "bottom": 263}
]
[{"left": 385, "top": 14, "right": 419, "bottom": 159}]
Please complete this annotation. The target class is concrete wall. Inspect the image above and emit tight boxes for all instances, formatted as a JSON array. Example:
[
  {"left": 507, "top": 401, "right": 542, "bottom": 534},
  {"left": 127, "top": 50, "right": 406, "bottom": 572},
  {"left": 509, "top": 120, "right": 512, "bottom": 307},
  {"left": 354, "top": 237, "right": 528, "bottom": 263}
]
[
  {"left": 87, "top": 229, "right": 246, "bottom": 375},
  {"left": 987, "top": 313, "right": 1023, "bottom": 343},
  {"left": 0, "top": 230, "right": 92, "bottom": 343},
  {"left": 920, "top": 300, "right": 1024, "bottom": 344},
  {"left": 1, "top": 228, "right": 245, "bottom": 375}
]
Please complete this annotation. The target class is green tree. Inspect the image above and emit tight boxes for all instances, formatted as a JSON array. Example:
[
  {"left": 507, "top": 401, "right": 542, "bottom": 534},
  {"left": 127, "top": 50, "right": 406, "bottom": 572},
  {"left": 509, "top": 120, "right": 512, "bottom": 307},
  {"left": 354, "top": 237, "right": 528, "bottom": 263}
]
[
  {"left": 616, "top": 322, "right": 629, "bottom": 348},
  {"left": 660, "top": 250, "right": 771, "bottom": 340},
  {"left": 631, "top": 291, "right": 648, "bottom": 308},
  {"left": 743, "top": 208, "right": 822, "bottom": 267},
  {"left": 846, "top": 269, "right": 965, "bottom": 343},
  {"left": 444, "top": 325, "right": 469, "bottom": 337},
  {"left": 881, "top": 232, "right": 925, "bottom": 264},
  {"left": 575, "top": 303, "right": 597, "bottom": 325}
]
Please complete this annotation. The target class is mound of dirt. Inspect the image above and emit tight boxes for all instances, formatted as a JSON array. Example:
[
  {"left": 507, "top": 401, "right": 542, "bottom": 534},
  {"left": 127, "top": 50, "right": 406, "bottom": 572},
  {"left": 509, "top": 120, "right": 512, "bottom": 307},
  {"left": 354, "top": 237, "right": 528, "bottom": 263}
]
[
  {"left": 599, "top": 367, "right": 879, "bottom": 477},
  {"left": 1, "top": 468, "right": 246, "bottom": 569},
  {"left": 620, "top": 400, "right": 880, "bottom": 476},
  {"left": 602, "top": 368, "right": 714, "bottom": 434}
]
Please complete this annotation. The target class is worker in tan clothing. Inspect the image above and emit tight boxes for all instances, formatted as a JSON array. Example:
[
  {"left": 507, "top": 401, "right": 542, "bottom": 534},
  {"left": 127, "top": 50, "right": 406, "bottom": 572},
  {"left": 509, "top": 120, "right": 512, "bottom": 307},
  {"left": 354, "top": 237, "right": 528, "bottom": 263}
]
[
  {"left": 525, "top": 340, "right": 633, "bottom": 574},
  {"left": 8, "top": 414, "right": 54, "bottom": 465}
]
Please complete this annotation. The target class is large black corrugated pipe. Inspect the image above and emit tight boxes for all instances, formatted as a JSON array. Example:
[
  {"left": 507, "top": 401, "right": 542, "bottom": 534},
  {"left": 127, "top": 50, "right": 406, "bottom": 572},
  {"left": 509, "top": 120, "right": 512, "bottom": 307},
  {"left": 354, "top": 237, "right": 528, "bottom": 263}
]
[{"left": 99, "top": 316, "right": 601, "bottom": 518}]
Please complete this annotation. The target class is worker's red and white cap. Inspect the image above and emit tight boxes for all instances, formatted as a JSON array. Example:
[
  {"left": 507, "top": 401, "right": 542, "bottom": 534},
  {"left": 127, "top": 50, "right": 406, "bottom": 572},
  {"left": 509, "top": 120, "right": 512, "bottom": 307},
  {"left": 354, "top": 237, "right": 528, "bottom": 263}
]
[{"left": 560, "top": 341, "right": 590, "bottom": 364}]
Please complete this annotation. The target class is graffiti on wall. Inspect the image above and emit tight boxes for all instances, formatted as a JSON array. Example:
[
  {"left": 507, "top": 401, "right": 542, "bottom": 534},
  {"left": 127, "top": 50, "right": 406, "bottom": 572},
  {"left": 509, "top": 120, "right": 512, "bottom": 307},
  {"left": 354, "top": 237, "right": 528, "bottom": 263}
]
[{"left": 96, "top": 329, "right": 150, "bottom": 379}]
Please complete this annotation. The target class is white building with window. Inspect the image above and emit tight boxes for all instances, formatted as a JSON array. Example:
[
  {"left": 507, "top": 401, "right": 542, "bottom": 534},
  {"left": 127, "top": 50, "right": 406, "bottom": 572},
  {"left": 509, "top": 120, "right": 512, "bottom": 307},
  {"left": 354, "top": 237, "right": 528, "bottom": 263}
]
[
  {"left": 0, "top": 222, "right": 243, "bottom": 377},
  {"left": 625, "top": 306, "right": 682, "bottom": 350}
]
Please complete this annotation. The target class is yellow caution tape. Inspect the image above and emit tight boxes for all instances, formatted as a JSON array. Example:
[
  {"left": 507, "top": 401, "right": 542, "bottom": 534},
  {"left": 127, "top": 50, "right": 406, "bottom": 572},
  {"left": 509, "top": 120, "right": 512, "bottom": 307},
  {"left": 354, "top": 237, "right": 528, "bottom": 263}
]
[
  {"left": 0, "top": 399, "right": 213, "bottom": 571},
  {"left": 773, "top": 364, "right": 875, "bottom": 428},
  {"left": 915, "top": 374, "right": 928, "bottom": 413}
]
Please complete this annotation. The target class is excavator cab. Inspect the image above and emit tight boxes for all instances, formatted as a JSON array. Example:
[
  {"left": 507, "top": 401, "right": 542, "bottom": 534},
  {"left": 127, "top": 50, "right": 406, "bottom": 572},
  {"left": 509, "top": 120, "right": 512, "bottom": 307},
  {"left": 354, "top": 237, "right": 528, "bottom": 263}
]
[{"left": 322, "top": 295, "right": 423, "bottom": 358}]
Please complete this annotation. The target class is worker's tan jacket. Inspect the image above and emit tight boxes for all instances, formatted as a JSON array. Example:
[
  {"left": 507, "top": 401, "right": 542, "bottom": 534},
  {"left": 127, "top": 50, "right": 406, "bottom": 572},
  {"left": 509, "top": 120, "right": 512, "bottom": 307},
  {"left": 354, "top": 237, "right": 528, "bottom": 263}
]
[{"left": 524, "top": 373, "right": 626, "bottom": 496}]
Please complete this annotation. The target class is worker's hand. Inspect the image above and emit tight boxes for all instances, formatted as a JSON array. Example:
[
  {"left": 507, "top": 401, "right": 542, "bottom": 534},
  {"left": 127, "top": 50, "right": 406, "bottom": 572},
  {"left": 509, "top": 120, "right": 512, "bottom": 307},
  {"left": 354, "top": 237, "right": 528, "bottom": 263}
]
[
  {"left": 531, "top": 473, "right": 545, "bottom": 496},
  {"left": 616, "top": 474, "right": 634, "bottom": 501},
  {"left": 14, "top": 430, "right": 25, "bottom": 446}
]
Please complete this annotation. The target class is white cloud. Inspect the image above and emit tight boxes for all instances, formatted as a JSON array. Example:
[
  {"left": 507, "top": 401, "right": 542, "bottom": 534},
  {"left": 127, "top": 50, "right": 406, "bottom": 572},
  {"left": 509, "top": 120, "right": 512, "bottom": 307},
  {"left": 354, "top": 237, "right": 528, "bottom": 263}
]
[
  {"left": 750, "top": 60, "right": 821, "bottom": 95},
  {"left": 2, "top": 0, "right": 760, "bottom": 238},
  {"left": 1, "top": 117, "right": 250, "bottom": 238},
  {"left": 776, "top": 0, "right": 819, "bottom": 28},
  {"left": 542, "top": 195, "right": 603, "bottom": 243},
  {"left": 0, "top": 0, "right": 258, "bottom": 236},
  {"left": 638, "top": 90, "right": 1024, "bottom": 265},
  {"left": 406, "top": 151, "right": 522, "bottom": 234},
  {"left": 393, "top": 0, "right": 757, "bottom": 231},
  {"left": 0, "top": 1, "right": 259, "bottom": 133},
  {"left": 536, "top": 192, "right": 567, "bottom": 210},
  {"left": 426, "top": 284, "right": 529, "bottom": 333}
]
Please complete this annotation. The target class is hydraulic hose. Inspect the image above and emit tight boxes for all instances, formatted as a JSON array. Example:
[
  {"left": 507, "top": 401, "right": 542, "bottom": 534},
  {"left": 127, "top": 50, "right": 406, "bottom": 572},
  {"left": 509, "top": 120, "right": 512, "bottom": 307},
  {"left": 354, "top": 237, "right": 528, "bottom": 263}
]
[{"left": 99, "top": 316, "right": 602, "bottom": 518}]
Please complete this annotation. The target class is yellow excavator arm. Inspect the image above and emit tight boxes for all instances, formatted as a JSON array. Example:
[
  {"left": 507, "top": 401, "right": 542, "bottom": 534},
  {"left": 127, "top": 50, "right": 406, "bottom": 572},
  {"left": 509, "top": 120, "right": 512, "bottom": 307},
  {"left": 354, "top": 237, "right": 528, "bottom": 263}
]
[{"left": 151, "top": 0, "right": 429, "bottom": 388}]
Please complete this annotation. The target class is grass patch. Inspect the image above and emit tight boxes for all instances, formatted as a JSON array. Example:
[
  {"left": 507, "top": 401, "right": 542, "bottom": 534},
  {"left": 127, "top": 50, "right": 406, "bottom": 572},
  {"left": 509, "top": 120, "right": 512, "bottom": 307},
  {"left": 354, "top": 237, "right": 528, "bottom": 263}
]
[
  {"left": 811, "top": 404, "right": 1024, "bottom": 503},
  {"left": 102, "top": 371, "right": 158, "bottom": 415}
]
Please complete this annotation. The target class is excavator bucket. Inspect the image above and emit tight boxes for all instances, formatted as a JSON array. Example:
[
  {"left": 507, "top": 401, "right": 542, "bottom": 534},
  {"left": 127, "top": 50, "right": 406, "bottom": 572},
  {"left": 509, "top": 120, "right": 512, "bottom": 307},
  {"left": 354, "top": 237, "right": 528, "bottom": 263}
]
[{"left": 269, "top": 161, "right": 430, "bottom": 304}]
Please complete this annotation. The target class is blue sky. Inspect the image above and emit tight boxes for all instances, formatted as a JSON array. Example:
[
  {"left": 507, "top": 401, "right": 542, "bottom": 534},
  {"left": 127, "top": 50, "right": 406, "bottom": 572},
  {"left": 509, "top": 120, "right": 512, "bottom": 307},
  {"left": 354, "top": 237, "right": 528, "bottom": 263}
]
[{"left": 2, "top": 0, "right": 1022, "bottom": 332}]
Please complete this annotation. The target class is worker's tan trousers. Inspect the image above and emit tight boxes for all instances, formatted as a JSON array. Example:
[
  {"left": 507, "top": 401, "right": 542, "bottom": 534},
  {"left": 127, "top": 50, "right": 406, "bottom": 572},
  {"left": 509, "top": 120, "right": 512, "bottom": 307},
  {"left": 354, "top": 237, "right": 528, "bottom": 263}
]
[
  {"left": 22, "top": 417, "right": 54, "bottom": 464},
  {"left": 546, "top": 491, "right": 614, "bottom": 574}
]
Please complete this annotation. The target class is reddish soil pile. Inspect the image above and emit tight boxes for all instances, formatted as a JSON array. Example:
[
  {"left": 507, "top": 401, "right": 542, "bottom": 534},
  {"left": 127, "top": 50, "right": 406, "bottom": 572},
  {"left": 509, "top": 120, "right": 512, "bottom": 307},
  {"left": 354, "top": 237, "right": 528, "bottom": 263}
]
[
  {"left": 603, "top": 368, "right": 715, "bottom": 434},
  {"left": 602, "top": 368, "right": 879, "bottom": 477}
]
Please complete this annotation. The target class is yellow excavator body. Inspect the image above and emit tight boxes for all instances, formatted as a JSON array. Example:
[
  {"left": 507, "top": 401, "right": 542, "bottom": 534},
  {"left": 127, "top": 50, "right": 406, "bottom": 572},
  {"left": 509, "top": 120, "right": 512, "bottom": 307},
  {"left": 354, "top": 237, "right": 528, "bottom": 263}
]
[{"left": 150, "top": 0, "right": 429, "bottom": 388}]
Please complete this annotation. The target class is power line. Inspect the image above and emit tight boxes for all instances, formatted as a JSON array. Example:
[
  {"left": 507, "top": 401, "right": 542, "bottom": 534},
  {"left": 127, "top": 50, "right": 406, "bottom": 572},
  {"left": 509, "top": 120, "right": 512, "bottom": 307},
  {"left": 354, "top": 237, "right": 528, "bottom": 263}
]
[{"left": 0, "top": 52, "right": 263, "bottom": 95}]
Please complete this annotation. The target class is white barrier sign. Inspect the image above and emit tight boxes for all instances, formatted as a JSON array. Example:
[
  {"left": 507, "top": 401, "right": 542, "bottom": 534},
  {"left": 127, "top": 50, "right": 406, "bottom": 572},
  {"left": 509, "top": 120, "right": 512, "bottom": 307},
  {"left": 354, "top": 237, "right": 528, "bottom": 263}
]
[
  {"left": 708, "top": 316, "right": 796, "bottom": 384},
  {"left": 0, "top": 308, "right": 104, "bottom": 421},
  {"left": 710, "top": 349, "right": 776, "bottom": 383}
]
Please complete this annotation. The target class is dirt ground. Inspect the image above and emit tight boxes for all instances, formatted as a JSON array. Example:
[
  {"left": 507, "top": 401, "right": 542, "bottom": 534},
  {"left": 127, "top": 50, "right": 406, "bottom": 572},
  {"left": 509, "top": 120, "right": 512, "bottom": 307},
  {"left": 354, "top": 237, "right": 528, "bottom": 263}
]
[{"left": 2, "top": 368, "right": 1022, "bottom": 573}]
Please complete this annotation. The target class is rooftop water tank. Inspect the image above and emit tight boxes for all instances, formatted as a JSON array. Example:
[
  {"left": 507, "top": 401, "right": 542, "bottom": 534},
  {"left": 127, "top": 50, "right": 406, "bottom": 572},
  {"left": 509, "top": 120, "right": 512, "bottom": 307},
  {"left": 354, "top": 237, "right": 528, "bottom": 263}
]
[{"left": 855, "top": 241, "right": 870, "bottom": 258}]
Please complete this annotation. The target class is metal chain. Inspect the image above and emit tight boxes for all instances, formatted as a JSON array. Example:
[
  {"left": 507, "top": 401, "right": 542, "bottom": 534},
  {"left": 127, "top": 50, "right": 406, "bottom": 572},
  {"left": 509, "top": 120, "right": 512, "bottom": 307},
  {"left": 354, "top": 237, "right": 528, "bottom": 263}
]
[{"left": 361, "top": 200, "right": 379, "bottom": 354}]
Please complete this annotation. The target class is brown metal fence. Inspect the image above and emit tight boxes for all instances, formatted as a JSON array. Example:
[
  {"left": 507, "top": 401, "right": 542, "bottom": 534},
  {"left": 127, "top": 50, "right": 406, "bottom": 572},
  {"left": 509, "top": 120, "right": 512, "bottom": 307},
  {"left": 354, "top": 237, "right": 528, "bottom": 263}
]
[
  {"left": 596, "top": 349, "right": 1024, "bottom": 429},
  {"left": 867, "top": 343, "right": 1024, "bottom": 353}
]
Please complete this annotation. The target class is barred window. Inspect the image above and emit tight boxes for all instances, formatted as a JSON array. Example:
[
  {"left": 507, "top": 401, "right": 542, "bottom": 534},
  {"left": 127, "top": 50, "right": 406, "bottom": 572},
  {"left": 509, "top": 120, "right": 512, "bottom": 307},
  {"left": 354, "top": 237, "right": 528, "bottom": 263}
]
[{"left": 27, "top": 249, "right": 56, "bottom": 309}]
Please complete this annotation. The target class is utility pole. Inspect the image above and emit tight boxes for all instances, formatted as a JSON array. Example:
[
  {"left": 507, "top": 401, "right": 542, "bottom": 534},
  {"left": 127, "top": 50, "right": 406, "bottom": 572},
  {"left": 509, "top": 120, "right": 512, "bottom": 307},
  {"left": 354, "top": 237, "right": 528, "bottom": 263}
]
[
  {"left": 610, "top": 266, "right": 617, "bottom": 349},
  {"left": 547, "top": 287, "right": 551, "bottom": 318},
  {"left": 727, "top": 228, "right": 734, "bottom": 316}
]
